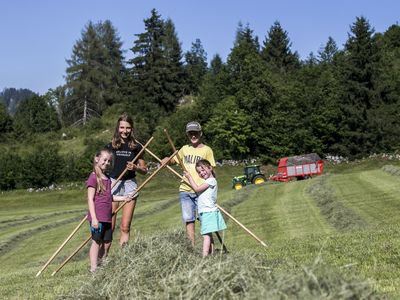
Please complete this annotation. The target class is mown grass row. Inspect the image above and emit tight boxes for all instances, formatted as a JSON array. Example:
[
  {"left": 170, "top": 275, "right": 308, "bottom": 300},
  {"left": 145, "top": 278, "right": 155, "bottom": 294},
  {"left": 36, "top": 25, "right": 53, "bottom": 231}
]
[
  {"left": 0, "top": 214, "right": 84, "bottom": 256},
  {"left": 329, "top": 170, "right": 400, "bottom": 226},
  {"left": 61, "top": 230, "right": 379, "bottom": 300},
  {"left": 0, "top": 209, "right": 85, "bottom": 232},
  {"left": 306, "top": 175, "right": 367, "bottom": 231},
  {"left": 382, "top": 164, "right": 400, "bottom": 176},
  {"left": 1, "top": 162, "right": 400, "bottom": 298}
]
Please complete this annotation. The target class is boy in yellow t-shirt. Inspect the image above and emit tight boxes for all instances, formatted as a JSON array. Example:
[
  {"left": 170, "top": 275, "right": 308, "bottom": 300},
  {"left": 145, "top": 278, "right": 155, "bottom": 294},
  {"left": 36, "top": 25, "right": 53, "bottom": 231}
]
[{"left": 163, "top": 121, "right": 215, "bottom": 246}]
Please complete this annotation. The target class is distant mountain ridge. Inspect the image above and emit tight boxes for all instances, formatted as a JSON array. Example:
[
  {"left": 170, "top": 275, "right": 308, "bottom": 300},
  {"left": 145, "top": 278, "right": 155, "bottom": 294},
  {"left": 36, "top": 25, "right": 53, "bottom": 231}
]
[{"left": 0, "top": 88, "right": 37, "bottom": 115}]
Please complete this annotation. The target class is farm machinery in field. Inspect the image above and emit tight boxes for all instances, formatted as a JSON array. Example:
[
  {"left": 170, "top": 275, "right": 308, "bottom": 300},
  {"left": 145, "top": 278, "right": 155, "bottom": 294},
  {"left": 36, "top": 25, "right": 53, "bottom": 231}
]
[
  {"left": 270, "top": 153, "right": 324, "bottom": 182},
  {"left": 232, "top": 165, "right": 267, "bottom": 190}
]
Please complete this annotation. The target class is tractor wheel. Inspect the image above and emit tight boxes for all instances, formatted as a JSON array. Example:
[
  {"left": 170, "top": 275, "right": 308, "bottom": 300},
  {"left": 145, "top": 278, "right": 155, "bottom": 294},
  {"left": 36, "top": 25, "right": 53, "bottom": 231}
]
[
  {"left": 252, "top": 175, "right": 266, "bottom": 185},
  {"left": 234, "top": 182, "right": 244, "bottom": 190}
]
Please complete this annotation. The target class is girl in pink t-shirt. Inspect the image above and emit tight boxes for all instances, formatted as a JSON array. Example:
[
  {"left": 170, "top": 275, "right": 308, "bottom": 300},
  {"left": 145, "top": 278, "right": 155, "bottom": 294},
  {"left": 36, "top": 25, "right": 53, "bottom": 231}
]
[{"left": 87, "top": 149, "right": 133, "bottom": 273}]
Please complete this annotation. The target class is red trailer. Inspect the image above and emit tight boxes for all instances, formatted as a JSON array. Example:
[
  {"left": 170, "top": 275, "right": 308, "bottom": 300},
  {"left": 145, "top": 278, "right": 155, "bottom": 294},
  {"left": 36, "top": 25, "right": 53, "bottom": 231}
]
[{"left": 270, "top": 153, "right": 324, "bottom": 182}]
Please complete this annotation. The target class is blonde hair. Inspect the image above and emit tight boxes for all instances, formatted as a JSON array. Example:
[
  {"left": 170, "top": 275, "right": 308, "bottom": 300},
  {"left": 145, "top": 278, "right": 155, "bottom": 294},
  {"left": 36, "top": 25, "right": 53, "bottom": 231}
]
[
  {"left": 111, "top": 113, "right": 137, "bottom": 149},
  {"left": 195, "top": 159, "right": 216, "bottom": 178},
  {"left": 93, "top": 149, "right": 113, "bottom": 193}
]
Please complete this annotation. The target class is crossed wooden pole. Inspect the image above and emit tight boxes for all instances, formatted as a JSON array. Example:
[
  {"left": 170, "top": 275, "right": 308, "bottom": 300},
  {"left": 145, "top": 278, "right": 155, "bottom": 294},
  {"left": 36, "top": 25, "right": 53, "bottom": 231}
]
[
  {"left": 138, "top": 130, "right": 267, "bottom": 249},
  {"left": 36, "top": 137, "right": 154, "bottom": 277},
  {"left": 50, "top": 149, "right": 178, "bottom": 276},
  {"left": 163, "top": 129, "right": 228, "bottom": 253},
  {"left": 37, "top": 132, "right": 267, "bottom": 277}
]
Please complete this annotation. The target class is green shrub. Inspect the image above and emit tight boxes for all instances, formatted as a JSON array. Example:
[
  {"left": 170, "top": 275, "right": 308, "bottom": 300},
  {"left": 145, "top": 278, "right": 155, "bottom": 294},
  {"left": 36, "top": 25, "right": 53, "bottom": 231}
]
[
  {"left": 20, "top": 142, "right": 62, "bottom": 188},
  {"left": 0, "top": 150, "right": 22, "bottom": 190}
]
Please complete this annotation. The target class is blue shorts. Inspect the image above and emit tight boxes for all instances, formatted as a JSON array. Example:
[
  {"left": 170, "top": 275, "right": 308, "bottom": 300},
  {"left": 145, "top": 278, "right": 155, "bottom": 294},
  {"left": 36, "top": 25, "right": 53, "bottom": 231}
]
[
  {"left": 90, "top": 222, "right": 112, "bottom": 242},
  {"left": 199, "top": 210, "right": 227, "bottom": 235},
  {"left": 111, "top": 178, "right": 138, "bottom": 197},
  {"left": 180, "top": 192, "right": 198, "bottom": 223}
]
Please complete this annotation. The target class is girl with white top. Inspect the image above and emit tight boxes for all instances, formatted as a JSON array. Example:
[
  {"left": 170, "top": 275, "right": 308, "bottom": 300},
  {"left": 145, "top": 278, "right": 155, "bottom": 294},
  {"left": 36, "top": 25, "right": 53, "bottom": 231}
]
[{"left": 184, "top": 159, "right": 226, "bottom": 257}]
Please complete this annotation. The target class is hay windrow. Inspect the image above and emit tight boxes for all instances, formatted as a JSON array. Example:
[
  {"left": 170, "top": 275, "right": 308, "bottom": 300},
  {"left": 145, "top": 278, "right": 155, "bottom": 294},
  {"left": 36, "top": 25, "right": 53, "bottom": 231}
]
[
  {"left": 60, "top": 230, "right": 378, "bottom": 299},
  {"left": 0, "top": 214, "right": 84, "bottom": 256},
  {"left": 0, "top": 209, "right": 85, "bottom": 231},
  {"left": 307, "top": 175, "right": 367, "bottom": 231},
  {"left": 381, "top": 164, "right": 400, "bottom": 176},
  {"left": 221, "top": 184, "right": 262, "bottom": 213}
]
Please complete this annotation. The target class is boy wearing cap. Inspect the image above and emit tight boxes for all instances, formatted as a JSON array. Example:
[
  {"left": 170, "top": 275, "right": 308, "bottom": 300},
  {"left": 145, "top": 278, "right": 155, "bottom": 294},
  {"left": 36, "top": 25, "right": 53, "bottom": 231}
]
[{"left": 163, "top": 121, "right": 215, "bottom": 246}]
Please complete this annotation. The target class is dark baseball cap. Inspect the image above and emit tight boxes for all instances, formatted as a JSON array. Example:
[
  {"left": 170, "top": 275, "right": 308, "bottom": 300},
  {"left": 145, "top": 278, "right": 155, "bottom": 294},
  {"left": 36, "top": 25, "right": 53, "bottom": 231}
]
[{"left": 186, "top": 121, "right": 202, "bottom": 132}]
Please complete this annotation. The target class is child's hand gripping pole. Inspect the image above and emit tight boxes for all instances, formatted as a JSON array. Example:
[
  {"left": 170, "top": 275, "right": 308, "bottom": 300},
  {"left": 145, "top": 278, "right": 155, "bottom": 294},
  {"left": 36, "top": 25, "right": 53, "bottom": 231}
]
[
  {"left": 111, "top": 137, "right": 154, "bottom": 189},
  {"left": 164, "top": 128, "right": 187, "bottom": 172},
  {"left": 163, "top": 128, "right": 267, "bottom": 249},
  {"left": 165, "top": 129, "right": 227, "bottom": 251},
  {"left": 36, "top": 137, "right": 154, "bottom": 277},
  {"left": 51, "top": 150, "right": 179, "bottom": 276}
]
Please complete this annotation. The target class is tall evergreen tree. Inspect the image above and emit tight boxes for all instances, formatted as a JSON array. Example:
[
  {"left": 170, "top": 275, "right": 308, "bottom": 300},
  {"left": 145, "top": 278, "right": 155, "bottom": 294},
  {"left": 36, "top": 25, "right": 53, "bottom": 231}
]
[
  {"left": 261, "top": 21, "right": 300, "bottom": 71},
  {"left": 338, "top": 16, "right": 379, "bottom": 156},
  {"left": 210, "top": 54, "right": 223, "bottom": 75},
  {"left": 0, "top": 102, "right": 13, "bottom": 136},
  {"left": 296, "top": 56, "right": 342, "bottom": 155},
  {"left": 367, "top": 24, "right": 400, "bottom": 152},
  {"left": 196, "top": 54, "right": 230, "bottom": 123},
  {"left": 318, "top": 37, "right": 338, "bottom": 64},
  {"left": 163, "top": 19, "right": 186, "bottom": 109},
  {"left": 98, "top": 20, "right": 125, "bottom": 106},
  {"left": 64, "top": 20, "right": 124, "bottom": 126},
  {"left": 227, "top": 22, "right": 260, "bottom": 82},
  {"left": 224, "top": 23, "right": 280, "bottom": 157},
  {"left": 128, "top": 9, "right": 185, "bottom": 132},
  {"left": 184, "top": 38, "right": 208, "bottom": 95}
]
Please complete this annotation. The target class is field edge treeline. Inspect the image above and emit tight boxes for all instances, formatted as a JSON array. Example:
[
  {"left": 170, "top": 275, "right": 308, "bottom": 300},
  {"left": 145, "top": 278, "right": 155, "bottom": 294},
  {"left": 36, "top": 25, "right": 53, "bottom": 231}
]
[{"left": 1, "top": 9, "right": 400, "bottom": 189}]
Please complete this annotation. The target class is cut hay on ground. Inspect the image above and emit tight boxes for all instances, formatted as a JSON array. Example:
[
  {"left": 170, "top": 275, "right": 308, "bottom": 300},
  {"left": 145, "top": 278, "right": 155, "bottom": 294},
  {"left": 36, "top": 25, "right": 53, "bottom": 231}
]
[{"left": 61, "top": 230, "right": 378, "bottom": 299}]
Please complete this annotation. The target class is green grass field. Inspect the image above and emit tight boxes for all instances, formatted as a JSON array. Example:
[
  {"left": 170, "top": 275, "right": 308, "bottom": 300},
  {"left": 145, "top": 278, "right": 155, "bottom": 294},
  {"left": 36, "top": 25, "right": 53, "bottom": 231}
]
[{"left": 1, "top": 160, "right": 400, "bottom": 298}]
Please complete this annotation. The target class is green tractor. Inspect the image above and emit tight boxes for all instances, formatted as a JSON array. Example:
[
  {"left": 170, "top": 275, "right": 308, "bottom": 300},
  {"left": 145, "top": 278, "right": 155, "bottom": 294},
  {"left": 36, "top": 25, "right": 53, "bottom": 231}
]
[{"left": 232, "top": 165, "right": 267, "bottom": 190}]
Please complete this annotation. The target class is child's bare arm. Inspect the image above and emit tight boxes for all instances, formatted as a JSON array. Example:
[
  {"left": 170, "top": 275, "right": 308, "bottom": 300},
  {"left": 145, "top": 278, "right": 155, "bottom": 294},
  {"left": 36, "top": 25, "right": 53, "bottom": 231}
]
[
  {"left": 87, "top": 187, "right": 99, "bottom": 228},
  {"left": 184, "top": 171, "right": 209, "bottom": 193},
  {"left": 113, "top": 192, "right": 136, "bottom": 202}
]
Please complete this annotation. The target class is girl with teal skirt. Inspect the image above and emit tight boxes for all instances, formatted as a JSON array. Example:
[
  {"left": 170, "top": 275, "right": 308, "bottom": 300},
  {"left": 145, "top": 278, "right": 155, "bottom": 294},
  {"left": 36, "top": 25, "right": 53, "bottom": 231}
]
[{"left": 184, "top": 159, "right": 226, "bottom": 257}]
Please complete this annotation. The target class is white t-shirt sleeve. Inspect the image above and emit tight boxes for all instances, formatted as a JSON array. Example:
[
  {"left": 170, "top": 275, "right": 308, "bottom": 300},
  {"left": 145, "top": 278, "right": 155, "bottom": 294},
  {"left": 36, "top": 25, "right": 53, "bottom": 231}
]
[
  {"left": 205, "top": 177, "right": 217, "bottom": 188},
  {"left": 197, "top": 177, "right": 218, "bottom": 213}
]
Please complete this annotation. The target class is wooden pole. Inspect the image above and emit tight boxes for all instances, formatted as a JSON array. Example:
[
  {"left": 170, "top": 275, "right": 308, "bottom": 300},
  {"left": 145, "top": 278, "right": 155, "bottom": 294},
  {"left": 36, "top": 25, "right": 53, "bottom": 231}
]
[
  {"left": 162, "top": 129, "right": 267, "bottom": 248},
  {"left": 135, "top": 139, "right": 192, "bottom": 189},
  {"left": 35, "top": 217, "right": 87, "bottom": 277},
  {"left": 36, "top": 137, "right": 154, "bottom": 277},
  {"left": 216, "top": 205, "right": 267, "bottom": 248},
  {"left": 111, "top": 137, "right": 154, "bottom": 186},
  {"left": 163, "top": 129, "right": 229, "bottom": 251},
  {"left": 51, "top": 150, "right": 179, "bottom": 276},
  {"left": 51, "top": 236, "right": 91, "bottom": 276}
]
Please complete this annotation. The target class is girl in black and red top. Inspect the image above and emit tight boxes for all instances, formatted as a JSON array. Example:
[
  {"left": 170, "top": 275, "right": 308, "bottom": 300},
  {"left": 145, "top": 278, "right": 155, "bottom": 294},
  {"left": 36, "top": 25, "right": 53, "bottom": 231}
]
[{"left": 106, "top": 113, "right": 147, "bottom": 246}]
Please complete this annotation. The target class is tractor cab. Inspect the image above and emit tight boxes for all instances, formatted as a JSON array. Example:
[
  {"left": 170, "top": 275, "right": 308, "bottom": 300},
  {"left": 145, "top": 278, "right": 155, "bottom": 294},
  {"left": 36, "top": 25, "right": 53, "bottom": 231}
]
[{"left": 232, "top": 165, "right": 267, "bottom": 190}]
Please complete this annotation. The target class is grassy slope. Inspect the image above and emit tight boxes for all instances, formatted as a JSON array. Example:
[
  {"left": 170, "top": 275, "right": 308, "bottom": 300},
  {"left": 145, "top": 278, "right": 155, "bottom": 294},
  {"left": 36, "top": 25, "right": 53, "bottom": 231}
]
[{"left": 1, "top": 160, "right": 400, "bottom": 298}]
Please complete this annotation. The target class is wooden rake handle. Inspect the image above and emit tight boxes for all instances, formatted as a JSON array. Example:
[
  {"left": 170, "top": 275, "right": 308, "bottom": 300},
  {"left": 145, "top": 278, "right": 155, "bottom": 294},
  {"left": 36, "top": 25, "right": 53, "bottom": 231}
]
[
  {"left": 163, "top": 128, "right": 267, "bottom": 248},
  {"left": 51, "top": 150, "right": 179, "bottom": 276},
  {"left": 111, "top": 136, "right": 154, "bottom": 189},
  {"left": 36, "top": 137, "right": 154, "bottom": 277},
  {"left": 164, "top": 128, "right": 187, "bottom": 172},
  {"left": 135, "top": 139, "right": 192, "bottom": 189}
]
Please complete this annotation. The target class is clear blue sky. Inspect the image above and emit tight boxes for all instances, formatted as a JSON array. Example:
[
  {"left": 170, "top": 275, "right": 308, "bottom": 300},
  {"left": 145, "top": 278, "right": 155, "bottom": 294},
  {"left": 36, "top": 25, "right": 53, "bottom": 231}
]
[{"left": 1, "top": 0, "right": 399, "bottom": 95}]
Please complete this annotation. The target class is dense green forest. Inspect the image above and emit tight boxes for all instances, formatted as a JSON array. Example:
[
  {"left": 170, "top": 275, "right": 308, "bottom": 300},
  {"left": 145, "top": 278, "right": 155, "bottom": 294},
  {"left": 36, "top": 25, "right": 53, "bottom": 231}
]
[{"left": 1, "top": 9, "right": 400, "bottom": 190}]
